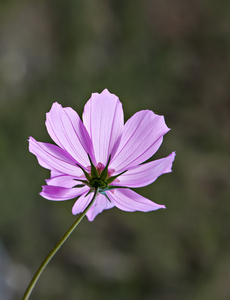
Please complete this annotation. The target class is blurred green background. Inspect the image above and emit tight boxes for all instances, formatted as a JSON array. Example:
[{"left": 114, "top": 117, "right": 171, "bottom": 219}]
[{"left": 0, "top": 0, "right": 229, "bottom": 299}]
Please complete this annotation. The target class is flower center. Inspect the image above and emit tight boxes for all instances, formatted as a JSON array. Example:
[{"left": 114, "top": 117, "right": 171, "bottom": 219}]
[
  {"left": 90, "top": 177, "right": 108, "bottom": 190},
  {"left": 75, "top": 154, "right": 127, "bottom": 197}
]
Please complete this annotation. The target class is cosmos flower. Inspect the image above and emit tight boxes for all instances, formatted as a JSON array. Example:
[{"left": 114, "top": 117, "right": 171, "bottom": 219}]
[{"left": 29, "top": 89, "right": 175, "bottom": 221}]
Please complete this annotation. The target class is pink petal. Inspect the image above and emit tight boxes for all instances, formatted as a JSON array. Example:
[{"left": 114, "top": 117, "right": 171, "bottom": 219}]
[
  {"left": 117, "top": 152, "right": 176, "bottom": 188},
  {"left": 46, "top": 102, "right": 94, "bottom": 167},
  {"left": 108, "top": 189, "right": 165, "bottom": 212},
  {"left": 46, "top": 175, "right": 80, "bottom": 188},
  {"left": 86, "top": 193, "right": 114, "bottom": 221},
  {"left": 28, "top": 137, "right": 82, "bottom": 177},
  {"left": 40, "top": 185, "right": 89, "bottom": 201},
  {"left": 72, "top": 192, "right": 92, "bottom": 215},
  {"left": 82, "top": 89, "right": 124, "bottom": 165},
  {"left": 50, "top": 170, "right": 63, "bottom": 177},
  {"left": 110, "top": 110, "right": 170, "bottom": 171}
]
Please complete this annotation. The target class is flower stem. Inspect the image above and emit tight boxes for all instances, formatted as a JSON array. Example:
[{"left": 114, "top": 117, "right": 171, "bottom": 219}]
[{"left": 22, "top": 187, "right": 99, "bottom": 300}]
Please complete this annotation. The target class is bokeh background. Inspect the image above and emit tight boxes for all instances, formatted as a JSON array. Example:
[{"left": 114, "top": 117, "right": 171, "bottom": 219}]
[{"left": 0, "top": 1, "right": 229, "bottom": 299}]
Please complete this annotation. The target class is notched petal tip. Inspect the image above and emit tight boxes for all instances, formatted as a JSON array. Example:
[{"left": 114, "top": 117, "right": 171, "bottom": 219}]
[
  {"left": 28, "top": 136, "right": 36, "bottom": 153},
  {"left": 101, "top": 88, "right": 109, "bottom": 93},
  {"left": 28, "top": 136, "right": 34, "bottom": 142},
  {"left": 45, "top": 102, "right": 62, "bottom": 120},
  {"left": 171, "top": 151, "right": 176, "bottom": 159},
  {"left": 91, "top": 88, "right": 118, "bottom": 99},
  {"left": 49, "top": 101, "right": 62, "bottom": 110},
  {"left": 28, "top": 136, "right": 33, "bottom": 150},
  {"left": 168, "top": 151, "right": 176, "bottom": 172}
]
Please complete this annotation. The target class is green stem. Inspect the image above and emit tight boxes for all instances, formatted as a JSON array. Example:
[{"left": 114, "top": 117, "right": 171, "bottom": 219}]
[{"left": 22, "top": 187, "right": 99, "bottom": 300}]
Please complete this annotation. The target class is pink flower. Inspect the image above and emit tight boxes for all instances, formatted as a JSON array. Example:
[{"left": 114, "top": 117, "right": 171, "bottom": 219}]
[{"left": 29, "top": 89, "right": 175, "bottom": 221}]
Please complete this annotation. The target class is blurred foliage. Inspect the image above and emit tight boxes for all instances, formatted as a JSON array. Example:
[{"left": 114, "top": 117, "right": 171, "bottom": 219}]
[{"left": 0, "top": 0, "right": 230, "bottom": 299}]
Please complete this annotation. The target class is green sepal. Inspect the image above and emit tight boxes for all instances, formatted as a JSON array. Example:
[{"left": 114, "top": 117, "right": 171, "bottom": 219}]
[
  {"left": 87, "top": 154, "right": 98, "bottom": 178},
  {"left": 73, "top": 184, "right": 85, "bottom": 188},
  {"left": 85, "top": 189, "right": 94, "bottom": 197},
  {"left": 74, "top": 179, "right": 91, "bottom": 187},
  {"left": 106, "top": 170, "right": 127, "bottom": 185},
  {"left": 76, "top": 164, "right": 91, "bottom": 181},
  {"left": 100, "top": 155, "right": 111, "bottom": 180}
]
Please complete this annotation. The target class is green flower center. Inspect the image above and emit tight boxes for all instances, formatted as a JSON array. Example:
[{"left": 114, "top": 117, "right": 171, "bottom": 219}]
[
  {"left": 90, "top": 177, "right": 108, "bottom": 190},
  {"left": 75, "top": 154, "right": 127, "bottom": 199}
]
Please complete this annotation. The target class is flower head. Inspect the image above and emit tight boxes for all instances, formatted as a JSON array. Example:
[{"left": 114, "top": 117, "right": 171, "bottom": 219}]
[{"left": 29, "top": 89, "right": 175, "bottom": 221}]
